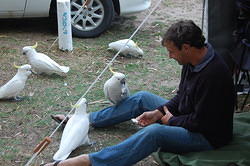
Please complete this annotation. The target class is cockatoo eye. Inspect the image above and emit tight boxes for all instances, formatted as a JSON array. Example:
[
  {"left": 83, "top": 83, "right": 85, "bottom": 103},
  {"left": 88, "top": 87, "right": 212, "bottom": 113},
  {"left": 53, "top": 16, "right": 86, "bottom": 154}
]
[{"left": 23, "top": 50, "right": 28, "bottom": 55}]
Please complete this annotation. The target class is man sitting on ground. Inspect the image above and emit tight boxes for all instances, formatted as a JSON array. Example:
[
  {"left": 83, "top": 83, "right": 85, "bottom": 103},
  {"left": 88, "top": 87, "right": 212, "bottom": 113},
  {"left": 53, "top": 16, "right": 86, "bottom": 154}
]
[{"left": 46, "top": 20, "right": 235, "bottom": 166}]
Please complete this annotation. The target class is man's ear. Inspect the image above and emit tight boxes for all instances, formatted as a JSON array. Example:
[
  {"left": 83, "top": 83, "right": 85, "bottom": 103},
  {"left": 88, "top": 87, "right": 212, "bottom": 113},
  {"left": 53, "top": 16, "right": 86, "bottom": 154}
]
[{"left": 181, "top": 43, "right": 191, "bottom": 50}]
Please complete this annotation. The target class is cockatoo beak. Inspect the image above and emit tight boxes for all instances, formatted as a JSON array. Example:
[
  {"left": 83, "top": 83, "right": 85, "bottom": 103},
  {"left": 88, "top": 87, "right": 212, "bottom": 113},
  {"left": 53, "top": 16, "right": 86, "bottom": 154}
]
[
  {"left": 32, "top": 42, "right": 38, "bottom": 49},
  {"left": 13, "top": 63, "right": 21, "bottom": 69},
  {"left": 120, "top": 78, "right": 126, "bottom": 84}
]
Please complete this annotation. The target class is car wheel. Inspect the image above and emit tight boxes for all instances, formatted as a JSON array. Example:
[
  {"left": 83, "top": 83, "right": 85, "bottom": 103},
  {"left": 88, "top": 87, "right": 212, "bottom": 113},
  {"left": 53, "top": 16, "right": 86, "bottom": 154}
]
[{"left": 71, "top": 0, "right": 114, "bottom": 38}]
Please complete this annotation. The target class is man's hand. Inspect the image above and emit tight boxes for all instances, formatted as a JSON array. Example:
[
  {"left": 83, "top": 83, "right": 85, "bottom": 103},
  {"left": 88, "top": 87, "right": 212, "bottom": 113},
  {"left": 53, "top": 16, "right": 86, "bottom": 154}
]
[
  {"left": 136, "top": 109, "right": 163, "bottom": 127},
  {"left": 161, "top": 106, "right": 173, "bottom": 125}
]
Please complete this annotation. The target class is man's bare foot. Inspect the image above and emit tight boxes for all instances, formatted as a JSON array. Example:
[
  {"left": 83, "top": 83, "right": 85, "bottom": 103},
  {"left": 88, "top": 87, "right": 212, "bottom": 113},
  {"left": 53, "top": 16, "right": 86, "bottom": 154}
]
[
  {"left": 44, "top": 154, "right": 91, "bottom": 166},
  {"left": 51, "top": 114, "right": 71, "bottom": 127},
  {"left": 43, "top": 160, "right": 61, "bottom": 166}
]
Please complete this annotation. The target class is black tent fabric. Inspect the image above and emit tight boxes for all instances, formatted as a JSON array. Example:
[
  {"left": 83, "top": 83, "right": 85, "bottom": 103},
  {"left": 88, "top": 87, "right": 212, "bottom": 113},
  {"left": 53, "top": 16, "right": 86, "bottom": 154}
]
[
  {"left": 237, "top": 0, "right": 250, "bottom": 11},
  {"left": 207, "top": 0, "right": 237, "bottom": 71}
]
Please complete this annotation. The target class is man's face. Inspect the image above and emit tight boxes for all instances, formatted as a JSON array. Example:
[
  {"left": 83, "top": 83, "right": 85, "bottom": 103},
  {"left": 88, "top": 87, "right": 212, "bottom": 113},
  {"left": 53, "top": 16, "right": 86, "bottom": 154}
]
[{"left": 164, "top": 41, "right": 188, "bottom": 65}]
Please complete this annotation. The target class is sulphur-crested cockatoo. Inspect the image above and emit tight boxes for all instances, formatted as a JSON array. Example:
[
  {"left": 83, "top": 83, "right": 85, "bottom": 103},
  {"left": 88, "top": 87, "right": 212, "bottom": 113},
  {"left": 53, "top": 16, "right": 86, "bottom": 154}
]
[
  {"left": 108, "top": 39, "right": 144, "bottom": 57},
  {"left": 53, "top": 98, "right": 90, "bottom": 161},
  {"left": 103, "top": 68, "right": 130, "bottom": 104},
  {"left": 0, "top": 64, "right": 32, "bottom": 101},
  {"left": 22, "top": 43, "right": 70, "bottom": 76}
]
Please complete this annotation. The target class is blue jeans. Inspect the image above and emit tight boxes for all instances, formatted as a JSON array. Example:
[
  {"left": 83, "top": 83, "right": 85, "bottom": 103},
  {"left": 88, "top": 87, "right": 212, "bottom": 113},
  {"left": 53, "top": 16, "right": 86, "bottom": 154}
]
[{"left": 88, "top": 91, "right": 213, "bottom": 166}]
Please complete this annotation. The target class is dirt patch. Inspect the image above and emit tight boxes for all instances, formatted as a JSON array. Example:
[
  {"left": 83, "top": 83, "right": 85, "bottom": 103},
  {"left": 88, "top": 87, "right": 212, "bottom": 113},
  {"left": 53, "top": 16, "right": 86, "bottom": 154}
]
[{"left": 125, "top": 0, "right": 202, "bottom": 32}]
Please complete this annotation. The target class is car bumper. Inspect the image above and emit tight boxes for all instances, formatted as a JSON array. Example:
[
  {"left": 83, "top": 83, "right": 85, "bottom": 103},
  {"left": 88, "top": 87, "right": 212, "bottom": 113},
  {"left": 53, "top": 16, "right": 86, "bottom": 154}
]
[{"left": 119, "top": 0, "right": 151, "bottom": 16}]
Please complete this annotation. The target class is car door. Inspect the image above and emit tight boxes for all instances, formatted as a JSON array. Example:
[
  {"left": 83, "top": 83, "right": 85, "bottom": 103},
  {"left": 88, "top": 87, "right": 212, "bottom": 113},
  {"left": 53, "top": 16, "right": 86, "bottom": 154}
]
[{"left": 0, "top": 0, "right": 27, "bottom": 18}]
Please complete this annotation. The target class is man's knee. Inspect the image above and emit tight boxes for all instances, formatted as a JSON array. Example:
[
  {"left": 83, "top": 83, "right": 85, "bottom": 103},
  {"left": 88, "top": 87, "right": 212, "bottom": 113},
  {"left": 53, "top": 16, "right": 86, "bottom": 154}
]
[
  {"left": 133, "top": 91, "right": 153, "bottom": 101},
  {"left": 143, "top": 124, "right": 165, "bottom": 137}
]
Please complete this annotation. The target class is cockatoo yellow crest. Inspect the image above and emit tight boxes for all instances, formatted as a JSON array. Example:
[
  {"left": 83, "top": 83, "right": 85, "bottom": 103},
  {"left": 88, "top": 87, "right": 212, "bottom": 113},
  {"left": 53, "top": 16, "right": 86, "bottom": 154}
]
[{"left": 31, "top": 42, "right": 38, "bottom": 49}]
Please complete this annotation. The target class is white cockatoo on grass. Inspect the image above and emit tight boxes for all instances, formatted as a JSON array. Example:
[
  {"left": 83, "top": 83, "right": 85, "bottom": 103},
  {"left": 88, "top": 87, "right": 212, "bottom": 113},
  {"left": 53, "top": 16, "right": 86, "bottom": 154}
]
[
  {"left": 103, "top": 68, "right": 130, "bottom": 105},
  {"left": 0, "top": 64, "right": 32, "bottom": 101},
  {"left": 108, "top": 39, "right": 144, "bottom": 57},
  {"left": 22, "top": 43, "right": 70, "bottom": 76},
  {"left": 53, "top": 98, "right": 91, "bottom": 161}
]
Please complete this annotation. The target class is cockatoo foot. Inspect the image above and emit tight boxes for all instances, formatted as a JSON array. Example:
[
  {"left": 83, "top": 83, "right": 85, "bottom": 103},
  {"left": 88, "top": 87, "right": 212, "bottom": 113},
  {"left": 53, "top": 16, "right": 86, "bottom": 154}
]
[
  {"left": 122, "top": 53, "right": 143, "bottom": 59},
  {"left": 137, "top": 54, "right": 143, "bottom": 58},
  {"left": 31, "top": 70, "right": 39, "bottom": 74},
  {"left": 14, "top": 96, "right": 25, "bottom": 101}
]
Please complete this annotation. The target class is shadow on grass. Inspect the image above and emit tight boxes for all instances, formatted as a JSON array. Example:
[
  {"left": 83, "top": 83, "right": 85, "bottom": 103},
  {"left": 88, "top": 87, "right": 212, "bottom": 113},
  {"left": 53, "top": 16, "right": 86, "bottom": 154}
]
[{"left": 0, "top": 18, "right": 57, "bottom": 35}]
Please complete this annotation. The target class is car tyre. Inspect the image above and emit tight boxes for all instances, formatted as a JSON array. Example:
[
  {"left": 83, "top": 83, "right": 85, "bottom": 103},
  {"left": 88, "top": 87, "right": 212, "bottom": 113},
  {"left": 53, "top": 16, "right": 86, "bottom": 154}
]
[{"left": 71, "top": 0, "right": 114, "bottom": 38}]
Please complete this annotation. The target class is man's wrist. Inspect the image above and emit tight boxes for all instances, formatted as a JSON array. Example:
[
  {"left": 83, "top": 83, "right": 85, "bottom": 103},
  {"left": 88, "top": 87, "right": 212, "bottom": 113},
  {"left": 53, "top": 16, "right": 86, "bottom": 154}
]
[
  {"left": 161, "top": 108, "right": 173, "bottom": 125},
  {"left": 158, "top": 109, "right": 166, "bottom": 116}
]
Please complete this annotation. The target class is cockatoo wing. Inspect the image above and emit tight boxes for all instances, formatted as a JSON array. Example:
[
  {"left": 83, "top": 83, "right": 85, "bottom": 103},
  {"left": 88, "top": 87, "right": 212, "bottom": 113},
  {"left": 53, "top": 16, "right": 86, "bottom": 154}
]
[
  {"left": 104, "top": 78, "right": 126, "bottom": 104},
  {"left": 61, "top": 116, "right": 90, "bottom": 146},
  {"left": 126, "top": 40, "right": 144, "bottom": 56},
  {"left": 32, "top": 53, "right": 69, "bottom": 74},
  {"left": 53, "top": 115, "right": 90, "bottom": 160},
  {"left": 104, "top": 84, "right": 116, "bottom": 104},
  {"left": 108, "top": 40, "right": 130, "bottom": 55},
  {"left": 111, "top": 85, "right": 124, "bottom": 103},
  {"left": 30, "top": 54, "right": 60, "bottom": 73},
  {"left": 0, "top": 78, "right": 23, "bottom": 99},
  {"left": 104, "top": 79, "right": 116, "bottom": 104}
]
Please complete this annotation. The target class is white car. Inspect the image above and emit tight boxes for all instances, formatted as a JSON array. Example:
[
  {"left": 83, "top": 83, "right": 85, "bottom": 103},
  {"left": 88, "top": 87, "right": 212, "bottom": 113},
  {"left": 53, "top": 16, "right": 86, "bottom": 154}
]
[{"left": 0, "top": 0, "right": 151, "bottom": 37}]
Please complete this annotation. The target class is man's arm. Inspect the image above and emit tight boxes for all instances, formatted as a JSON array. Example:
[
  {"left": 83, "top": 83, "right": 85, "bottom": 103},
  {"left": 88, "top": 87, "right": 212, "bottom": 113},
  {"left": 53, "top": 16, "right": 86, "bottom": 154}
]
[
  {"left": 136, "top": 109, "right": 164, "bottom": 127},
  {"left": 160, "top": 106, "right": 174, "bottom": 125},
  {"left": 158, "top": 66, "right": 187, "bottom": 116},
  {"left": 157, "top": 93, "right": 180, "bottom": 116}
]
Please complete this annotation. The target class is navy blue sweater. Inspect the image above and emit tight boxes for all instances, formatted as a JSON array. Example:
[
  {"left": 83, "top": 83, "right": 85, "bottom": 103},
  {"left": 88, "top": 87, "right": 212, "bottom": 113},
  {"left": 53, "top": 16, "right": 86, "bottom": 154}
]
[{"left": 158, "top": 44, "right": 235, "bottom": 148}]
